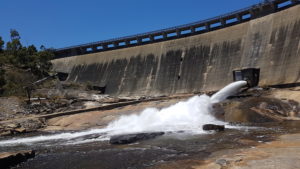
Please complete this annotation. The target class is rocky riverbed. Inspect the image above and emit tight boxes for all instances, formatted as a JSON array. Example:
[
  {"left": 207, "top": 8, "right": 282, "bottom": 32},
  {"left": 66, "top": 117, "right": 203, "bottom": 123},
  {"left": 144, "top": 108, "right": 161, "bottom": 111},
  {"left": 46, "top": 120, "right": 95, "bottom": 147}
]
[{"left": 0, "top": 86, "right": 299, "bottom": 168}]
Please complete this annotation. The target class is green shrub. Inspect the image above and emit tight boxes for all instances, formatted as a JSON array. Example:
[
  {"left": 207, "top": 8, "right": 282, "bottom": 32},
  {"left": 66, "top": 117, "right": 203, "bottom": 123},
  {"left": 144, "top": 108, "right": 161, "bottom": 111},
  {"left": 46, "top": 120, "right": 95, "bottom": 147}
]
[{"left": 0, "top": 29, "right": 54, "bottom": 96}]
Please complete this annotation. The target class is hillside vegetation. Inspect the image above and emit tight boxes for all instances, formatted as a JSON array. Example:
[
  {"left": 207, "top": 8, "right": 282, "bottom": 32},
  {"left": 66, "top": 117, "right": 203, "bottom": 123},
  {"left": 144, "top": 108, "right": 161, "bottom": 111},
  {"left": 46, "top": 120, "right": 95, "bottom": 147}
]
[{"left": 0, "top": 29, "right": 54, "bottom": 96}]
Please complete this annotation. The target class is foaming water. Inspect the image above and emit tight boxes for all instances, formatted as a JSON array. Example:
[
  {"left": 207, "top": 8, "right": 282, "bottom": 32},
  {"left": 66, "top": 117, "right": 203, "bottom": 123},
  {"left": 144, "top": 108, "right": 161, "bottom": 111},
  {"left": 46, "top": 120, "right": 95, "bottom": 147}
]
[
  {"left": 0, "top": 81, "right": 247, "bottom": 146},
  {"left": 107, "top": 81, "right": 248, "bottom": 135},
  {"left": 107, "top": 95, "right": 220, "bottom": 135},
  {"left": 0, "top": 128, "right": 112, "bottom": 146}
]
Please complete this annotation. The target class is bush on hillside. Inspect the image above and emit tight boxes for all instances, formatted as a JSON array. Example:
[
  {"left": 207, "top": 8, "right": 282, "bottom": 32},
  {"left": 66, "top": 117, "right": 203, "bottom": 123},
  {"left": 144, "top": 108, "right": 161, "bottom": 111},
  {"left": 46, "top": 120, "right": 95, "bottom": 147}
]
[{"left": 0, "top": 29, "right": 54, "bottom": 96}]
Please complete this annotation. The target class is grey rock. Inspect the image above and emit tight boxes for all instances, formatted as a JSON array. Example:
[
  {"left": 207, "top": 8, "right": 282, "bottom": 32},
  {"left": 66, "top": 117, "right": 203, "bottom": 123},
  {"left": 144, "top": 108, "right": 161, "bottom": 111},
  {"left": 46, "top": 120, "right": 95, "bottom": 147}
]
[{"left": 215, "top": 158, "right": 229, "bottom": 166}]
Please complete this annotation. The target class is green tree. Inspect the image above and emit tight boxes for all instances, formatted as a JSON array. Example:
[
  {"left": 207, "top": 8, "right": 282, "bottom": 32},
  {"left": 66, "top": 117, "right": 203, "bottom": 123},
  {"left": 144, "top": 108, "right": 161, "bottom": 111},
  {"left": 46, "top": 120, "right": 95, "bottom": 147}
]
[
  {"left": 6, "top": 30, "right": 22, "bottom": 52},
  {"left": 0, "top": 29, "right": 54, "bottom": 96},
  {"left": 34, "top": 49, "right": 53, "bottom": 77},
  {"left": 5, "top": 29, "right": 23, "bottom": 65},
  {"left": 10, "top": 29, "right": 20, "bottom": 40},
  {"left": 0, "top": 36, "right": 4, "bottom": 52},
  {"left": 40, "top": 45, "right": 45, "bottom": 51}
]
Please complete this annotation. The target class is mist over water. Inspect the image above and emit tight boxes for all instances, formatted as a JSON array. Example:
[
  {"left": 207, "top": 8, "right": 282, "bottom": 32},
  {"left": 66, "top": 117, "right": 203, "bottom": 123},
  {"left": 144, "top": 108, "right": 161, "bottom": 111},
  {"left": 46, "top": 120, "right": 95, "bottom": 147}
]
[{"left": 0, "top": 81, "right": 247, "bottom": 146}]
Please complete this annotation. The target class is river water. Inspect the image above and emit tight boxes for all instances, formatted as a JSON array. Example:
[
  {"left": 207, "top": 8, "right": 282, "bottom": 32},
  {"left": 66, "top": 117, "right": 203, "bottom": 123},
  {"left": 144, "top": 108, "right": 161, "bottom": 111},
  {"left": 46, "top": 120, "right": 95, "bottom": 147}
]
[
  {"left": 3, "top": 123, "right": 297, "bottom": 169},
  {"left": 2, "top": 81, "right": 299, "bottom": 168}
]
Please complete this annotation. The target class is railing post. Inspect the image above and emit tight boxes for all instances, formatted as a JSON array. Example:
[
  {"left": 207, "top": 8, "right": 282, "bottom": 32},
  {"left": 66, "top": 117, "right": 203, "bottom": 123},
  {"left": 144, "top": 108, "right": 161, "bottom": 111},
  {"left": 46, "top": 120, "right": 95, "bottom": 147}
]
[
  {"left": 137, "top": 37, "right": 142, "bottom": 44},
  {"left": 102, "top": 44, "right": 108, "bottom": 49},
  {"left": 290, "top": 0, "right": 298, "bottom": 4},
  {"left": 176, "top": 29, "right": 181, "bottom": 36},
  {"left": 220, "top": 18, "right": 226, "bottom": 26},
  {"left": 249, "top": 7, "right": 260, "bottom": 19},
  {"left": 236, "top": 14, "right": 242, "bottom": 22},
  {"left": 113, "top": 42, "right": 118, "bottom": 47},
  {"left": 79, "top": 47, "right": 85, "bottom": 54},
  {"left": 149, "top": 35, "right": 154, "bottom": 41},
  {"left": 191, "top": 27, "right": 196, "bottom": 34},
  {"left": 205, "top": 23, "right": 210, "bottom": 31},
  {"left": 163, "top": 32, "right": 167, "bottom": 39},
  {"left": 269, "top": 1, "right": 277, "bottom": 11},
  {"left": 73, "top": 48, "right": 79, "bottom": 55}
]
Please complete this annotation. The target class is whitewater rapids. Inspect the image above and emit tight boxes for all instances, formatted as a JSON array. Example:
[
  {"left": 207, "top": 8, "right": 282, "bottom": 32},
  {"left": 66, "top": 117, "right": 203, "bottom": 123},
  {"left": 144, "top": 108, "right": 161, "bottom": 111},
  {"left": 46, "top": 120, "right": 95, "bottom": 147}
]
[{"left": 0, "top": 81, "right": 247, "bottom": 146}]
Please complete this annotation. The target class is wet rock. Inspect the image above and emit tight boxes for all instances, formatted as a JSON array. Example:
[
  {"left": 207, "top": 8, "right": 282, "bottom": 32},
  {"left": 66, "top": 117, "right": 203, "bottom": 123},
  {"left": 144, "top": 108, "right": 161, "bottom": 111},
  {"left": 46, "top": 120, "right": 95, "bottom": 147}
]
[
  {"left": 203, "top": 124, "right": 225, "bottom": 131},
  {"left": 14, "top": 127, "right": 26, "bottom": 133},
  {"left": 110, "top": 132, "right": 165, "bottom": 144},
  {"left": 0, "top": 150, "right": 35, "bottom": 169}
]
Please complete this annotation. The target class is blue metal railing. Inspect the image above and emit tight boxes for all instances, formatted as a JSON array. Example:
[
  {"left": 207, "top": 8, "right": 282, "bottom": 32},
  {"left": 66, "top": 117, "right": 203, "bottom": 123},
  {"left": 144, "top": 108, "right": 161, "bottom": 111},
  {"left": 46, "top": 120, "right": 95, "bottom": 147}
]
[{"left": 55, "top": 0, "right": 293, "bottom": 52}]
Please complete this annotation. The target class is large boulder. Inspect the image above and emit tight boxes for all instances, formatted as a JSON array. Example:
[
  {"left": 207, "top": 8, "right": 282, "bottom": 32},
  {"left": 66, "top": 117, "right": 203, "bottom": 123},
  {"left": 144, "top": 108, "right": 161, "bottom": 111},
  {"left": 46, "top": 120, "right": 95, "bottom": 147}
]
[
  {"left": 203, "top": 124, "right": 225, "bottom": 131},
  {"left": 110, "top": 132, "right": 165, "bottom": 145}
]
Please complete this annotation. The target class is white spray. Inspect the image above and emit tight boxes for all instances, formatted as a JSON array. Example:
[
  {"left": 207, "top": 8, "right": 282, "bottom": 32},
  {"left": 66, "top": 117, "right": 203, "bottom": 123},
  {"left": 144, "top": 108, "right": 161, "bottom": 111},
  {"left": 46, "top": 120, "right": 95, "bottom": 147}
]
[
  {"left": 0, "top": 81, "right": 247, "bottom": 146},
  {"left": 107, "top": 80, "right": 247, "bottom": 135}
]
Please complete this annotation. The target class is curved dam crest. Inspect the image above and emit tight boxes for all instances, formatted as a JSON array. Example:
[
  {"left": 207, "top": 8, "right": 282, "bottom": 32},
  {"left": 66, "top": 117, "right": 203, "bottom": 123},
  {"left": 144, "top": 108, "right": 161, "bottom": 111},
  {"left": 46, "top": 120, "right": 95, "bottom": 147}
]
[{"left": 52, "top": 5, "right": 300, "bottom": 96}]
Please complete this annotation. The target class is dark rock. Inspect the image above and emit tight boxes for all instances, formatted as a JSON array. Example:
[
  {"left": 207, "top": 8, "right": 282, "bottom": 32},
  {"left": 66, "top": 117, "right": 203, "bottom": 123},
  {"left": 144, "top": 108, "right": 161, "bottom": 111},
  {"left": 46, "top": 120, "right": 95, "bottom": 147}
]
[
  {"left": 203, "top": 124, "right": 225, "bottom": 131},
  {"left": 110, "top": 132, "right": 165, "bottom": 145},
  {"left": 0, "top": 150, "right": 35, "bottom": 169}
]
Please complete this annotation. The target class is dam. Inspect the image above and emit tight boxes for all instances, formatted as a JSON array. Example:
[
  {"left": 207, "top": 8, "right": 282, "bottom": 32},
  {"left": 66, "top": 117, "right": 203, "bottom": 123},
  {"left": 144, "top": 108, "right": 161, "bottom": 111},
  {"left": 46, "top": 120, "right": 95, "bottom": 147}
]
[{"left": 52, "top": 0, "right": 300, "bottom": 96}]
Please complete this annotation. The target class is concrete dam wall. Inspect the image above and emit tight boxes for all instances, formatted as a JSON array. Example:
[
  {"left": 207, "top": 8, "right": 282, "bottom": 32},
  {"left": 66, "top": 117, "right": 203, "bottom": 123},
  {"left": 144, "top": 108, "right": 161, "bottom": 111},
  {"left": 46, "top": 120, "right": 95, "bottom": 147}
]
[{"left": 52, "top": 4, "right": 300, "bottom": 96}]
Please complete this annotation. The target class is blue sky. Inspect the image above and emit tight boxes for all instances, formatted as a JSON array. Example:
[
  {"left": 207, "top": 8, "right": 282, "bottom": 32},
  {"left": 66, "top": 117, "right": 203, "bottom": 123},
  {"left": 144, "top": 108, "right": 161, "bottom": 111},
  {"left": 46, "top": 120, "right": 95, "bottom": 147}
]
[{"left": 0, "top": 0, "right": 262, "bottom": 49}]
